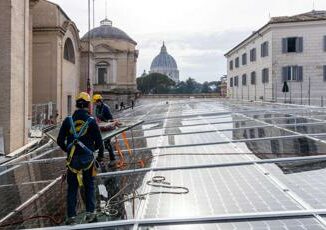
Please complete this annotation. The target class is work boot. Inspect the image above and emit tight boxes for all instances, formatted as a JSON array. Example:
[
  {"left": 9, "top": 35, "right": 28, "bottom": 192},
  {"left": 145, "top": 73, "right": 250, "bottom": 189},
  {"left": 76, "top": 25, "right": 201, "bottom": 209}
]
[
  {"left": 85, "top": 212, "right": 97, "bottom": 223},
  {"left": 65, "top": 216, "right": 76, "bottom": 225}
]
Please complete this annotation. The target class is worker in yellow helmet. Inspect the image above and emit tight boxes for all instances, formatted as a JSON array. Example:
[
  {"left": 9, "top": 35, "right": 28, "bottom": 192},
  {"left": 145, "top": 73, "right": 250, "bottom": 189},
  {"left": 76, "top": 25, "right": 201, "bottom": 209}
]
[
  {"left": 57, "top": 92, "right": 104, "bottom": 224},
  {"left": 93, "top": 94, "right": 116, "bottom": 165}
]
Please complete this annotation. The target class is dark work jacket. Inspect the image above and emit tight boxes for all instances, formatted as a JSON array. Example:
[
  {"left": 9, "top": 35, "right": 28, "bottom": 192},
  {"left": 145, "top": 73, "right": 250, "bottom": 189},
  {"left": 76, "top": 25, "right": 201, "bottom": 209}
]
[
  {"left": 95, "top": 102, "right": 113, "bottom": 122},
  {"left": 57, "top": 109, "right": 104, "bottom": 170}
]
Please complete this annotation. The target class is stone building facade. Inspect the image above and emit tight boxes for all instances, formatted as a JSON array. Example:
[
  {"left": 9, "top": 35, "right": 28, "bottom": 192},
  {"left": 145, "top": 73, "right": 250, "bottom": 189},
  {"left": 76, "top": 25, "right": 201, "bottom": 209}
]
[
  {"left": 0, "top": 0, "right": 138, "bottom": 154},
  {"left": 225, "top": 11, "right": 326, "bottom": 104},
  {"left": 81, "top": 18, "right": 139, "bottom": 109},
  {"left": 0, "top": 0, "right": 32, "bottom": 154},
  {"left": 32, "top": 0, "right": 81, "bottom": 120}
]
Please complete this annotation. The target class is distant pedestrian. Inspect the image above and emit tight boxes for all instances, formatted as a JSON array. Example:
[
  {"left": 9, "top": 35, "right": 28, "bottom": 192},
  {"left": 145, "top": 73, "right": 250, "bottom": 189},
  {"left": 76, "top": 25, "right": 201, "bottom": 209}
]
[
  {"left": 120, "top": 102, "right": 125, "bottom": 111},
  {"left": 131, "top": 100, "right": 134, "bottom": 109}
]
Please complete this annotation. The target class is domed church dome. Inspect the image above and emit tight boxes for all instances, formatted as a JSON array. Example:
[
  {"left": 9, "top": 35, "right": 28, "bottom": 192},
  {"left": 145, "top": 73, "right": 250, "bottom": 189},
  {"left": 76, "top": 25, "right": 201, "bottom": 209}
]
[
  {"left": 82, "top": 18, "right": 136, "bottom": 45},
  {"left": 150, "top": 42, "right": 179, "bottom": 82}
]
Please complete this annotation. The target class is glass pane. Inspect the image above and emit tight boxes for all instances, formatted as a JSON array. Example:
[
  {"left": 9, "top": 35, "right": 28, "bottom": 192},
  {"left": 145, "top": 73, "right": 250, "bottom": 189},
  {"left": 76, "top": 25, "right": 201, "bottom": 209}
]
[
  {"left": 98, "top": 67, "right": 107, "bottom": 84},
  {"left": 139, "top": 166, "right": 302, "bottom": 219},
  {"left": 263, "top": 161, "right": 326, "bottom": 209}
]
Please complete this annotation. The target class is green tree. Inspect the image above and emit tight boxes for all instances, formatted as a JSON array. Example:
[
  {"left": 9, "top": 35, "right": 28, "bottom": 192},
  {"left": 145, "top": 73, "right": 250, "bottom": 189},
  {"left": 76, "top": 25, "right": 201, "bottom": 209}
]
[
  {"left": 137, "top": 73, "right": 175, "bottom": 94},
  {"left": 201, "top": 81, "right": 210, "bottom": 93}
]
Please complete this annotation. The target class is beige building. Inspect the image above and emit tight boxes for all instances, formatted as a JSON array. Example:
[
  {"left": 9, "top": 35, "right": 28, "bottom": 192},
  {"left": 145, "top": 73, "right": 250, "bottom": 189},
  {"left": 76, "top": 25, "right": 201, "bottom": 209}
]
[
  {"left": 225, "top": 11, "right": 326, "bottom": 104},
  {"left": 0, "top": 0, "right": 138, "bottom": 154},
  {"left": 0, "top": 0, "right": 32, "bottom": 154},
  {"left": 81, "top": 18, "right": 139, "bottom": 108},
  {"left": 32, "top": 0, "right": 81, "bottom": 120}
]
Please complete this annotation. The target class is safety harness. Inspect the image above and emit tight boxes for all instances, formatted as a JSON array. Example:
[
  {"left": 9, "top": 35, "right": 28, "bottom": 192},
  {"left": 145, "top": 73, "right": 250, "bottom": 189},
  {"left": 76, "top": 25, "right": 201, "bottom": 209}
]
[{"left": 66, "top": 116, "right": 96, "bottom": 187}]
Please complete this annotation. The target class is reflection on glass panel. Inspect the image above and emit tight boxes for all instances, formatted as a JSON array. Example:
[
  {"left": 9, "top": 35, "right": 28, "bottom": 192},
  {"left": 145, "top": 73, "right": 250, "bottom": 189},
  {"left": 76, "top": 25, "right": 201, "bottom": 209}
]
[
  {"left": 286, "top": 124, "right": 326, "bottom": 134},
  {"left": 141, "top": 167, "right": 301, "bottom": 219},
  {"left": 241, "top": 137, "right": 326, "bottom": 158},
  {"left": 263, "top": 162, "right": 326, "bottom": 209}
]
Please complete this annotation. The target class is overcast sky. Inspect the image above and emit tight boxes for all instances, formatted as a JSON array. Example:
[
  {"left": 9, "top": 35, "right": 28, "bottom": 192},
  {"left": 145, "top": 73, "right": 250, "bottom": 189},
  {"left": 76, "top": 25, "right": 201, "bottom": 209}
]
[{"left": 50, "top": 0, "right": 326, "bottom": 83}]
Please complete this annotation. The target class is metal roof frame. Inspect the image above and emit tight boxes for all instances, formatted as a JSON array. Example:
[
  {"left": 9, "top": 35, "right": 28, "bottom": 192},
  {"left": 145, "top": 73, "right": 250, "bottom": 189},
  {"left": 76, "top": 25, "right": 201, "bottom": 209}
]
[{"left": 28, "top": 209, "right": 326, "bottom": 230}]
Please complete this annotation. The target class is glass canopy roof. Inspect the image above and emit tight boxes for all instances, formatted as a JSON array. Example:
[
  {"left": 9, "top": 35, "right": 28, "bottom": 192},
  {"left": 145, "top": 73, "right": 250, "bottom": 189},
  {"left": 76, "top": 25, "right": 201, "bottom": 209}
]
[{"left": 1, "top": 98, "right": 326, "bottom": 229}]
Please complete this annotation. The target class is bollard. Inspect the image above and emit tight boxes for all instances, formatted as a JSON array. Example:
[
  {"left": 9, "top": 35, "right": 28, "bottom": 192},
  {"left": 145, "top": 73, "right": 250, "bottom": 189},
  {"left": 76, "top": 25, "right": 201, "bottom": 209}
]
[{"left": 322, "top": 96, "right": 324, "bottom": 107}]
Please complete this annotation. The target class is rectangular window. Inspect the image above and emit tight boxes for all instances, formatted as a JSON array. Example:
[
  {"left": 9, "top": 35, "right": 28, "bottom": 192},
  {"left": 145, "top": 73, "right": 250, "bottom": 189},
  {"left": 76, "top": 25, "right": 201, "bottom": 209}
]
[
  {"left": 235, "top": 57, "right": 239, "bottom": 68},
  {"left": 242, "top": 53, "right": 247, "bottom": 65},
  {"left": 98, "top": 67, "right": 107, "bottom": 84},
  {"left": 282, "top": 37, "right": 303, "bottom": 53},
  {"left": 67, "top": 95, "right": 72, "bottom": 115},
  {"left": 323, "top": 66, "right": 326, "bottom": 81},
  {"left": 324, "top": 36, "right": 326, "bottom": 52},
  {"left": 242, "top": 74, "right": 247, "bottom": 86},
  {"left": 250, "top": 48, "right": 256, "bottom": 62},
  {"left": 230, "top": 77, "right": 233, "bottom": 87},
  {"left": 251, "top": 71, "right": 256, "bottom": 85},
  {"left": 229, "top": 60, "right": 233, "bottom": 70},
  {"left": 261, "top": 41, "right": 269, "bottom": 57},
  {"left": 262, "top": 68, "right": 269, "bottom": 83},
  {"left": 282, "top": 66, "right": 303, "bottom": 81},
  {"left": 234, "top": 76, "right": 239, "bottom": 86},
  {"left": 258, "top": 128, "right": 266, "bottom": 138}
]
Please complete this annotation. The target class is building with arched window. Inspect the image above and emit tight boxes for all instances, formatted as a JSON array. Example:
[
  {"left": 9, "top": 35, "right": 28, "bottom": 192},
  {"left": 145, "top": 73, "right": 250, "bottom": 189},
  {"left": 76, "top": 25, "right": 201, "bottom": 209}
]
[
  {"left": 0, "top": 0, "right": 138, "bottom": 154},
  {"left": 80, "top": 18, "right": 139, "bottom": 107},
  {"left": 32, "top": 0, "right": 81, "bottom": 119}
]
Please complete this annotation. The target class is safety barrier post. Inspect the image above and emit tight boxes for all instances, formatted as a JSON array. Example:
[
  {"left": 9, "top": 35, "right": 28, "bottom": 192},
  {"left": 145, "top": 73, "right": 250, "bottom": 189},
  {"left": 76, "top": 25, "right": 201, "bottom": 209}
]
[{"left": 321, "top": 96, "right": 324, "bottom": 107}]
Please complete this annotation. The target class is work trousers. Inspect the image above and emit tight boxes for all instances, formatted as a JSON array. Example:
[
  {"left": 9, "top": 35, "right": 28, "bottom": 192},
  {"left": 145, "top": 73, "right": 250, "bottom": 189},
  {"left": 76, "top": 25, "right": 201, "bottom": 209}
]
[
  {"left": 104, "top": 139, "right": 116, "bottom": 161},
  {"left": 67, "top": 168, "right": 95, "bottom": 217}
]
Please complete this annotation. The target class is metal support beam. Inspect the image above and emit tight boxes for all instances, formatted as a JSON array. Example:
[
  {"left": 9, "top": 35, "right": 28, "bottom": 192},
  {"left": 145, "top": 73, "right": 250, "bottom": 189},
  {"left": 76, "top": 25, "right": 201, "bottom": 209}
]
[
  {"left": 119, "top": 121, "right": 326, "bottom": 141},
  {"left": 117, "top": 133, "right": 326, "bottom": 154},
  {"left": 28, "top": 209, "right": 326, "bottom": 230},
  {"left": 96, "top": 154, "right": 326, "bottom": 178}
]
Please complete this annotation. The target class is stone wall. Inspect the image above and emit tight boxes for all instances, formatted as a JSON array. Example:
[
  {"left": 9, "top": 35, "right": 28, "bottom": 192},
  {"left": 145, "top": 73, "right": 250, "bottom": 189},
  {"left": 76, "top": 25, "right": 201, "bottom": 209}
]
[{"left": 0, "top": 0, "right": 29, "bottom": 154}]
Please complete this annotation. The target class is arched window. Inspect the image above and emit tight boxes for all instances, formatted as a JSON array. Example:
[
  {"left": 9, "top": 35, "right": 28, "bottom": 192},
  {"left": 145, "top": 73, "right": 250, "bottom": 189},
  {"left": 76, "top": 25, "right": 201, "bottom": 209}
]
[
  {"left": 64, "top": 38, "right": 75, "bottom": 63},
  {"left": 96, "top": 62, "right": 109, "bottom": 85}
]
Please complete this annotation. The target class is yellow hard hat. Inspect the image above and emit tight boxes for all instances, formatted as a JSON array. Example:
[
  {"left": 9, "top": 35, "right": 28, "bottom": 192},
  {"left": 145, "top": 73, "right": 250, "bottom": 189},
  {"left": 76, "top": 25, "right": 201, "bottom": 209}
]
[
  {"left": 76, "top": 92, "right": 91, "bottom": 102},
  {"left": 93, "top": 94, "right": 103, "bottom": 102}
]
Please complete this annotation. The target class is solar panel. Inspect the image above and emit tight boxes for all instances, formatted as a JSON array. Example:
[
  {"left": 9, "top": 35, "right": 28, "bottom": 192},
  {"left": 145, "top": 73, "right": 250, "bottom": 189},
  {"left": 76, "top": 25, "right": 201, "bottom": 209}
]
[{"left": 2, "top": 99, "right": 326, "bottom": 229}]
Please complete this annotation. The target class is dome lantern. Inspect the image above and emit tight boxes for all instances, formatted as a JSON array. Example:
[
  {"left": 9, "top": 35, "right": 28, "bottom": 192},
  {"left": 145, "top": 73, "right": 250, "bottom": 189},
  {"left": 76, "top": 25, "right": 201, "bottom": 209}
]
[
  {"left": 100, "top": 18, "right": 112, "bottom": 27},
  {"left": 81, "top": 19, "right": 137, "bottom": 45}
]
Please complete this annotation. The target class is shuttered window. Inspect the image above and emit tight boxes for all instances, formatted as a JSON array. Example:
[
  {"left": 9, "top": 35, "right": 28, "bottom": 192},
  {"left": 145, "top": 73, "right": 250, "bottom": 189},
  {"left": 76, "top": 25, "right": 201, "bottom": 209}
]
[
  {"left": 262, "top": 68, "right": 269, "bottom": 83},
  {"left": 229, "top": 60, "right": 233, "bottom": 70},
  {"left": 242, "top": 74, "right": 247, "bottom": 86},
  {"left": 282, "top": 66, "right": 303, "bottom": 81},
  {"left": 282, "top": 37, "right": 303, "bottom": 53},
  {"left": 251, "top": 71, "right": 256, "bottom": 85},
  {"left": 261, "top": 42, "right": 269, "bottom": 57},
  {"left": 230, "top": 77, "right": 233, "bottom": 87},
  {"left": 234, "top": 76, "right": 239, "bottom": 86},
  {"left": 242, "top": 53, "right": 247, "bottom": 65},
  {"left": 235, "top": 57, "right": 239, "bottom": 68},
  {"left": 250, "top": 48, "right": 256, "bottom": 62}
]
